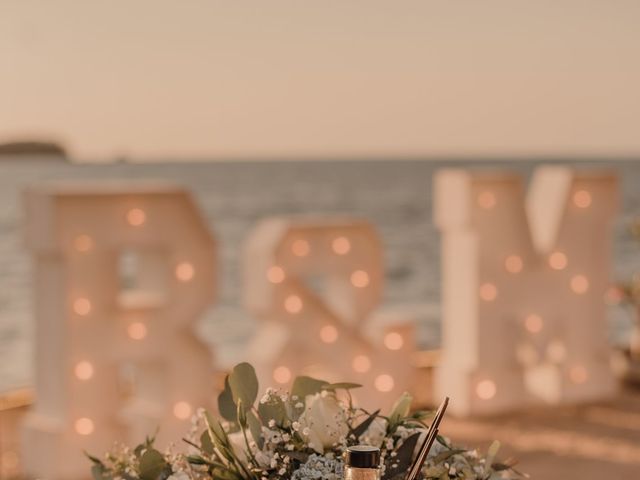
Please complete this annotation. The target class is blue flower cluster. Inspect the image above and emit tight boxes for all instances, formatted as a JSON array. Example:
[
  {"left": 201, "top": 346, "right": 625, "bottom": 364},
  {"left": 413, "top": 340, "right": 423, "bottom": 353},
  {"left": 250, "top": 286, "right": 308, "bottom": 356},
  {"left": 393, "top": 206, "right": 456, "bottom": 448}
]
[{"left": 291, "top": 454, "right": 344, "bottom": 480}]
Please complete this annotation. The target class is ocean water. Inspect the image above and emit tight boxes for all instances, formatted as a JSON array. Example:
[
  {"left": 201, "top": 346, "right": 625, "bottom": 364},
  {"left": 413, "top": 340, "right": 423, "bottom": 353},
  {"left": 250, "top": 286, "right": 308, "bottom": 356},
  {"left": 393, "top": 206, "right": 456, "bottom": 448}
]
[{"left": 1, "top": 158, "right": 639, "bottom": 391}]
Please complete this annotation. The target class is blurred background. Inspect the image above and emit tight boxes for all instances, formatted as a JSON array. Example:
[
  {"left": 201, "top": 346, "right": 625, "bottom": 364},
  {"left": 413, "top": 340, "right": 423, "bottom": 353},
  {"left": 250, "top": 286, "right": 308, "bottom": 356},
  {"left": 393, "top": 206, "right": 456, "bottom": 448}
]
[{"left": 1, "top": 1, "right": 640, "bottom": 479}]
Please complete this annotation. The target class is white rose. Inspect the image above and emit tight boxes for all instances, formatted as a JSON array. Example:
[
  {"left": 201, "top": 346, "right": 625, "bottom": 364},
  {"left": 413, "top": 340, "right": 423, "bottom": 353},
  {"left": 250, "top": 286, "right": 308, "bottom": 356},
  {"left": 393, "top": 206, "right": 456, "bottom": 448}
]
[{"left": 298, "top": 393, "right": 348, "bottom": 453}]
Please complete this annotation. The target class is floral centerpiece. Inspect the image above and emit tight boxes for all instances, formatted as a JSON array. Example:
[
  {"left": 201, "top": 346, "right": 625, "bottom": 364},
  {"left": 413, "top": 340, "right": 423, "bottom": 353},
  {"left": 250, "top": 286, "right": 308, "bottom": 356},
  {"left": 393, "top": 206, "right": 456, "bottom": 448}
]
[{"left": 88, "top": 363, "right": 524, "bottom": 480}]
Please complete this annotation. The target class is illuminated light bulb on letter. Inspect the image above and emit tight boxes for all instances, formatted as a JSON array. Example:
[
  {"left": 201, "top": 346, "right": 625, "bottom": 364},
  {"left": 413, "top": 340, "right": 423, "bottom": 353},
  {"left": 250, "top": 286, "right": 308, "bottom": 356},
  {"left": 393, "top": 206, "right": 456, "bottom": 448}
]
[
  {"left": 319, "top": 325, "right": 338, "bottom": 343},
  {"left": 504, "top": 255, "right": 523, "bottom": 274},
  {"left": 173, "top": 401, "right": 193, "bottom": 420},
  {"left": 383, "top": 332, "right": 404, "bottom": 350},
  {"left": 127, "top": 322, "right": 148, "bottom": 340},
  {"left": 267, "top": 266, "right": 286, "bottom": 284},
  {"left": 570, "top": 275, "right": 589, "bottom": 294},
  {"left": 350, "top": 270, "right": 370, "bottom": 288},
  {"left": 175, "top": 262, "right": 195, "bottom": 282},
  {"left": 332, "top": 236, "right": 351, "bottom": 255},
  {"left": 548, "top": 251, "right": 568, "bottom": 270},
  {"left": 573, "top": 190, "right": 592, "bottom": 209},
  {"left": 74, "top": 417, "right": 94, "bottom": 435},
  {"left": 524, "top": 314, "right": 543, "bottom": 333},
  {"left": 126, "top": 208, "right": 146, "bottom": 226},
  {"left": 569, "top": 365, "right": 589, "bottom": 384},
  {"left": 374, "top": 374, "right": 395, "bottom": 392},
  {"left": 476, "top": 380, "right": 497, "bottom": 400},
  {"left": 477, "top": 191, "right": 496, "bottom": 209},
  {"left": 73, "top": 298, "right": 91, "bottom": 316},
  {"left": 73, "top": 234, "right": 94, "bottom": 253},
  {"left": 74, "top": 361, "right": 94, "bottom": 380},
  {"left": 273, "top": 366, "right": 292, "bottom": 384},
  {"left": 479, "top": 283, "right": 498, "bottom": 302},
  {"left": 291, "top": 239, "right": 310, "bottom": 257},
  {"left": 352, "top": 355, "right": 371, "bottom": 373},
  {"left": 284, "top": 295, "right": 303, "bottom": 314}
]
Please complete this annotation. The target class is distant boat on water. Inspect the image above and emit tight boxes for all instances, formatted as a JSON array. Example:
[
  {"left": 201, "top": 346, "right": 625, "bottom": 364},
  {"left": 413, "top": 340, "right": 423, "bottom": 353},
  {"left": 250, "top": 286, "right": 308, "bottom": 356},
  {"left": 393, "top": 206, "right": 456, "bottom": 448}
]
[{"left": 0, "top": 140, "right": 67, "bottom": 159}]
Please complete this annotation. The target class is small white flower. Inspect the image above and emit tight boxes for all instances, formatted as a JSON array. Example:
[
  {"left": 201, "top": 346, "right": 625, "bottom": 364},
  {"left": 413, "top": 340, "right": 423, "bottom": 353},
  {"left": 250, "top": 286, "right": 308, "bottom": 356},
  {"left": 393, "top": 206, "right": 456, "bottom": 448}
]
[
  {"left": 268, "top": 419, "right": 276, "bottom": 428},
  {"left": 292, "top": 421, "right": 301, "bottom": 431},
  {"left": 295, "top": 402, "right": 304, "bottom": 408}
]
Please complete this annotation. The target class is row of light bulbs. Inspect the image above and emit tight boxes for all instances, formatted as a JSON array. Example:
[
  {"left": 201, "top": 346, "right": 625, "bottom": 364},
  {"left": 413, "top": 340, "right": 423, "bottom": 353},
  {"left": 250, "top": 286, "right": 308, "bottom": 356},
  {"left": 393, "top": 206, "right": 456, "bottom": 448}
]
[
  {"left": 70, "top": 208, "right": 197, "bottom": 436},
  {"left": 474, "top": 188, "right": 594, "bottom": 402},
  {"left": 479, "top": 272, "right": 590, "bottom": 303},
  {"left": 267, "top": 233, "right": 398, "bottom": 394},
  {"left": 68, "top": 208, "right": 401, "bottom": 435},
  {"left": 70, "top": 198, "right": 594, "bottom": 420},
  {"left": 477, "top": 189, "right": 593, "bottom": 210}
]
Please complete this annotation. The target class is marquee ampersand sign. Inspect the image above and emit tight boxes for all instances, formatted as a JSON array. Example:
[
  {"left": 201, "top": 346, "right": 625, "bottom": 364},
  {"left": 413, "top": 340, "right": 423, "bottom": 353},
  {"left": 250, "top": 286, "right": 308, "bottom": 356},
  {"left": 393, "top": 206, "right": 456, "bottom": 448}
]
[
  {"left": 434, "top": 166, "right": 617, "bottom": 416},
  {"left": 243, "top": 217, "right": 415, "bottom": 410},
  {"left": 22, "top": 184, "right": 216, "bottom": 480}
]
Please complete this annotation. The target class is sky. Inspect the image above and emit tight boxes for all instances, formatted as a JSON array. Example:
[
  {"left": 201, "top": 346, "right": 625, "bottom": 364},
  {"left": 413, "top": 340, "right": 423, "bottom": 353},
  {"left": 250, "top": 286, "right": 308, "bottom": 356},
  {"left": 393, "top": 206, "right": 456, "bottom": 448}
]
[{"left": 1, "top": 1, "right": 640, "bottom": 161}]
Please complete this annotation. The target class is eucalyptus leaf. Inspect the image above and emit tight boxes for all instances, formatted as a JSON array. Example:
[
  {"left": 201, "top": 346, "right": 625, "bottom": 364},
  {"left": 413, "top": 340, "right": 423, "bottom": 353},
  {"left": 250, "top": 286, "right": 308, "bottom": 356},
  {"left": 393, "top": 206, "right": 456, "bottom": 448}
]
[
  {"left": 237, "top": 399, "right": 248, "bottom": 428},
  {"left": 218, "top": 376, "right": 238, "bottom": 422},
  {"left": 139, "top": 449, "right": 167, "bottom": 480},
  {"left": 228, "top": 362, "right": 259, "bottom": 409},
  {"left": 321, "top": 382, "right": 362, "bottom": 391},
  {"left": 432, "top": 448, "right": 465, "bottom": 465},
  {"left": 291, "top": 375, "right": 327, "bottom": 400},
  {"left": 200, "top": 430, "right": 214, "bottom": 455},
  {"left": 247, "top": 410, "right": 264, "bottom": 449},
  {"left": 91, "top": 463, "right": 109, "bottom": 480},
  {"left": 388, "top": 392, "right": 412, "bottom": 424},
  {"left": 85, "top": 451, "right": 104, "bottom": 465},
  {"left": 186, "top": 455, "right": 208, "bottom": 465},
  {"left": 484, "top": 441, "right": 501, "bottom": 476},
  {"left": 382, "top": 432, "right": 421, "bottom": 480}
]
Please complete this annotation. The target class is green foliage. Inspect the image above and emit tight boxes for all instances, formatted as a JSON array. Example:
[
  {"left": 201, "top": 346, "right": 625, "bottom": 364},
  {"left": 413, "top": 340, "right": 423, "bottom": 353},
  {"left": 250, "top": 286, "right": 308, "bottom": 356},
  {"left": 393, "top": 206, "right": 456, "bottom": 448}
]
[
  {"left": 247, "top": 410, "right": 264, "bottom": 449},
  {"left": 138, "top": 449, "right": 167, "bottom": 480},
  {"left": 321, "top": 382, "right": 362, "bottom": 391},
  {"left": 87, "top": 362, "right": 523, "bottom": 480},
  {"left": 290, "top": 375, "right": 327, "bottom": 400},
  {"left": 218, "top": 376, "right": 238, "bottom": 422},
  {"left": 228, "top": 363, "right": 259, "bottom": 409}
]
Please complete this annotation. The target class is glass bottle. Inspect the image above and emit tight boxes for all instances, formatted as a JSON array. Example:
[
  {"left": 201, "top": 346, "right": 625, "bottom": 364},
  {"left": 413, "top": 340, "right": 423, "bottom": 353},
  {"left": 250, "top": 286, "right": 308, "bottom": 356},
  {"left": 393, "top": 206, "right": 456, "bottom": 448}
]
[{"left": 344, "top": 446, "right": 381, "bottom": 480}]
